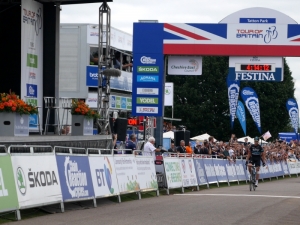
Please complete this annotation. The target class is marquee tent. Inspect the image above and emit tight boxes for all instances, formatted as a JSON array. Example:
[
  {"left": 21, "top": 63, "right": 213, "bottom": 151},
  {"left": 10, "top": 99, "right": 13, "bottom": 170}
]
[
  {"left": 190, "top": 133, "right": 217, "bottom": 142},
  {"left": 163, "top": 131, "right": 174, "bottom": 139},
  {"left": 237, "top": 136, "right": 268, "bottom": 144}
]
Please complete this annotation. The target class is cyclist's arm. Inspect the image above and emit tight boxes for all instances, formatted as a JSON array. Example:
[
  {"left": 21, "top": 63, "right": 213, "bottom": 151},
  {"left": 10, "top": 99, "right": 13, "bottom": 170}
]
[{"left": 261, "top": 150, "right": 266, "bottom": 163}]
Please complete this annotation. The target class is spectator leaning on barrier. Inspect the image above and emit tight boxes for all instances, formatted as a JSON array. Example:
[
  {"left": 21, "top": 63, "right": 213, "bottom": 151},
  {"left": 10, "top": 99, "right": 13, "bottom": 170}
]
[
  {"left": 194, "top": 141, "right": 202, "bottom": 154},
  {"left": 125, "top": 134, "right": 137, "bottom": 154},
  {"left": 177, "top": 140, "right": 187, "bottom": 153},
  {"left": 200, "top": 140, "right": 211, "bottom": 155},
  {"left": 185, "top": 142, "right": 193, "bottom": 154},
  {"left": 168, "top": 143, "right": 177, "bottom": 153},
  {"left": 143, "top": 137, "right": 161, "bottom": 159}
]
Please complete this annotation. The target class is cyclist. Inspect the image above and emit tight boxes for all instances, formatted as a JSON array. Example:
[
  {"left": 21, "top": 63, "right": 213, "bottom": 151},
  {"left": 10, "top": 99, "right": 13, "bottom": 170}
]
[{"left": 245, "top": 137, "right": 266, "bottom": 187}]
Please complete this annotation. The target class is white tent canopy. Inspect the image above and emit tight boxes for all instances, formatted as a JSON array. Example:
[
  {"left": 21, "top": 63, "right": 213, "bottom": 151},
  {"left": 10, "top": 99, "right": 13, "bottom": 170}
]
[
  {"left": 190, "top": 133, "right": 217, "bottom": 142},
  {"left": 237, "top": 136, "right": 268, "bottom": 144},
  {"left": 163, "top": 131, "right": 174, "bottom": 139}
]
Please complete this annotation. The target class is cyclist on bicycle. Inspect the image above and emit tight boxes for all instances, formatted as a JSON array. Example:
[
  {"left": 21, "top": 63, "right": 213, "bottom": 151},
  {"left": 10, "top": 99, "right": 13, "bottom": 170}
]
[{"left": 245, "top": 137, "right": 266, "bottom": 187}]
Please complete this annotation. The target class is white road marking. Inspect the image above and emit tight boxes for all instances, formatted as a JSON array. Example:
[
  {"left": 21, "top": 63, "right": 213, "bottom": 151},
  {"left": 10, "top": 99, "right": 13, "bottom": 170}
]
[{"left": 174, "top": 194, "right": 300, "bottom": 199}]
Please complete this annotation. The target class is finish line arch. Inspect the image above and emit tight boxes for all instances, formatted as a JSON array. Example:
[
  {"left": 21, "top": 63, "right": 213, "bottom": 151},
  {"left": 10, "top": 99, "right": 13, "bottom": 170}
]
[{"left": 132, "top": 7, "right": 300, "bottom": 117}]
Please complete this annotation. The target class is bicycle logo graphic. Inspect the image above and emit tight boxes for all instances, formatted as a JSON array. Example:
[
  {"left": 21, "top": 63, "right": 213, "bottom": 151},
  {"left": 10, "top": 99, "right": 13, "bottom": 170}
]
[
  {"left": 35, "top": 8, "right": 42, "bottom": 36},
  {"left": 264, "top": 26, "right": 278, "bottom": 44}
]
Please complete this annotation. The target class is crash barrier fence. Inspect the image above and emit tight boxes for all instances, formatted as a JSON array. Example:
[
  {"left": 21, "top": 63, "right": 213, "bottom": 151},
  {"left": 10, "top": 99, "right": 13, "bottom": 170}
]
[
  {"left": 0, "top": 145, "right": 158, "bottom": 220},
  {"left": 156, "top": 153, "right": 298, "bottom": 194},
  {"left": 0, "top": 146, "right": 299, "bottom": 220}
]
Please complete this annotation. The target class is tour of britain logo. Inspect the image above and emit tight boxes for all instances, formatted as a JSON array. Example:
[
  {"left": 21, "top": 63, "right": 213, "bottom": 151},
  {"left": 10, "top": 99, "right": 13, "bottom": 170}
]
[{"left": 16, "top": 167, "right": 26, "bottom": 195}]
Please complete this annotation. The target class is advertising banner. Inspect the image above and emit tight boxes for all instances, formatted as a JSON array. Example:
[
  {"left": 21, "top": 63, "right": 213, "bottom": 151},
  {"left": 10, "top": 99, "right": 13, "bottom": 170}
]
[
  {"left": 114, "top": 156, "right": 140, "bottom": 193},
  {"left": 135, "top": 156, "right": 158, "bottom": 190},
  {"left": 287, "top": 159, "right": 298, "bottom": 175},
  {"left": 212, "top": 159, "right": 228, "bottom": 183},
  {"left": 11, "top": 155, "right": 62, "bottom": 208},
  {"left": 194, "top": 158, "right": 208, "bottom": 185},
  {"left": 21, "top": 0, "right": 43, "bottom": 132},
  {"left": 237, "top": 100, "right": 247, "bottom": 136},
  {"left": 286, "top": 98, "right": 299, "bottom": 134},
  {"left": 89, "top": 156, "right": 120, "bottom": 198},
  {"left": 164, "top": 82, "right": 174, "bottom": 106},
  {"left": 179, "top": 158, "right": 198, "bottom": 187},
  {"left": 167, "top": 56, "right": 202, "bottom": 75},
  {"left": 225, "top": 162, "right": 238, "bottom": 182},
  {"left": 259, "top": 163, "right": 270, "bottom": 179},
  {"left": 235, "top": 160, "right": 247, "bottom": 181},
  {"left": 240, "top": 87, "right": 262, "bottom": 133},
  {"left": 227, "top": 77, "right": 240, "bottom": 129},
  {"left": 0, "top": 155, "right": 19, "bottom": 212},
  {"left": 202, "top": 158, "right": 218, "bottom": 184},
  {"left": 163, "top": 157, "right": 182, "bottom": 189},
  {"left": 267, "top": 161, "right": 284, "bottom": 178},
  {"left": 56, "top": 155, "right": 94, "bottom": 201},
  {"left": 281, "top": 161, "right": 290, "bottom": 176}
]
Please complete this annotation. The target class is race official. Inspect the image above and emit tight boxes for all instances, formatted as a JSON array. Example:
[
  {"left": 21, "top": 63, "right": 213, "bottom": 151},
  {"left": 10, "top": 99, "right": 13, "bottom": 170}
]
[{"left": 143, "top": 137, "right": 161, "bottom": 160}]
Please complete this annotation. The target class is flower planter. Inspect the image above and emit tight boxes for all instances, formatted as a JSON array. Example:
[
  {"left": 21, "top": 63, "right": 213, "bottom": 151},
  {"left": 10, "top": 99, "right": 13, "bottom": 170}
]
[
  {"left": 0, "top": 112, "right": 29, "bottom": 136},
  {"left": 71, "top": 115, "right": 93, "bottom": 136}
]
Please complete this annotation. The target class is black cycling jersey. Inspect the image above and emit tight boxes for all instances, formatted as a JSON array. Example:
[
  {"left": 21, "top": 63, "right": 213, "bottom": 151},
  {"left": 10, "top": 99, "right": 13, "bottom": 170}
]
[{"left": 249, "top": 144, "right": 263, "bottom": 157}]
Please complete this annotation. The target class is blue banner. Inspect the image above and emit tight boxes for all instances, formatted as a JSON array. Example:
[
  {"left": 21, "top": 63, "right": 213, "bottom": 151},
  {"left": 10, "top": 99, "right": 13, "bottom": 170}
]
[
  {"left": 278, "top": 132, "right": 298, "bottom": 143},
  {"left": 286, "top": 98, "right": 299, "bottom": 134},
  {"left": 227, "top": 77, "right": 240, "bottom": 129},
  {"left": 240, "top": 87, "right": 261, "bottom": 134},
  {"left": 281, "top": 161, "right": 290, "bottom": 176},
  {"left": 225, "top": 161, "right": 239, "bottom": 182},
  {"left": 236, "top": 100, "right": 246, "bottom": 136},
  {"left": 212, "top": 159, "right": 228, "bottom": 183},
  {"left": 202, "top": 158, "right": 218, "bottom": 184},
  {"left": 193, "top": 158, "right": 208, "bottom": 185},
  {"left": 267, "top": 160, "right": 284, "bottom": 178},
  {"left": 56, "top": 155, "right": 95, "bottom": 201},
  {"left": 235, "top": 160, "right": 247, "bottom": 181}
]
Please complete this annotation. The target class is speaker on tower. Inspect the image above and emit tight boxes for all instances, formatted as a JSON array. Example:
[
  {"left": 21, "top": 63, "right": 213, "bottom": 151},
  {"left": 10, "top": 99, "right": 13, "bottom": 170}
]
[
  {"left": 174, "top": 130, "right": 190, "bottom": 146},
  {"left": 114, "top": 118, "right": 128, "bottom": 141}
]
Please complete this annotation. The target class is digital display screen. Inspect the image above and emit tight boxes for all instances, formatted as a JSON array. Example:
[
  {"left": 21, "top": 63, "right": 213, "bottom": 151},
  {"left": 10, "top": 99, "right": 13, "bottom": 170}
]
[{"left": 240, "top": 64, "right": 272, "bottom": 71}]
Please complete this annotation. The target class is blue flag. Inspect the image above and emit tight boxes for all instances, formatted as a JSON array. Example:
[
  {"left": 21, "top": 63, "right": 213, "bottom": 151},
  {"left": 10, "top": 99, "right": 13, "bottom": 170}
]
[
  {"left": 286, "top": 98, "right": 299, "bottom": 134},
  {"left": 227, "top": 77, "right": 240, "bottom": 129},
  {"left": 236, "top": 100, "right": 246, "bottom": 136},
  {"left": 240, "top": 87, "right": 261, "bottom": 134}
]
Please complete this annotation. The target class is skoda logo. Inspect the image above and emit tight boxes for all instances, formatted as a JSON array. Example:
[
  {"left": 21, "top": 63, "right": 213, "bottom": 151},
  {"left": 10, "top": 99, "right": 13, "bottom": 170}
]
[
  {"left": 16, "top": 167, "right": 26, "bottom": 195},
  {"left": 165, "top": 87, "right": 171, "bottom": 95}
]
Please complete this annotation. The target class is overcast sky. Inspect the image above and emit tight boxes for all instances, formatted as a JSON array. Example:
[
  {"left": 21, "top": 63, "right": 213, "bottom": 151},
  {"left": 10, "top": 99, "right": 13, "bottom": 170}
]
[{"left": 60, "top": 0, "right": 300, "bottom": 101}]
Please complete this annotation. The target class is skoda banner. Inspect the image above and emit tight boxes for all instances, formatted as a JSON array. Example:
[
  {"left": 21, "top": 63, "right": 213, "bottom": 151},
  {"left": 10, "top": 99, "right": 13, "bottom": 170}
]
[
  {"left": 286, "top": 98, "right": 299, "bottom": 134},
  {"left": 212, "top": 159, "right": 228, "bottom": 183},
  {"left": 225, "top": 162, "right": 238, "bottom": 182},
  {"left": 11, "top": 154, "right": 62, "bottom": 209},
  {"left": 236, "top": 100, "right": 247, "bottom": 136},
  {"left": 235, "top": 160, "right": 247, "bottom": 181},
  {"left": 202, "top": 158, "right": 218, "bottom": 184},
  {"left": 240, "top": 87, "right": 262, "bottom": 134},
  {"left": 88, "top": 155, "right": 120, "bottom": 198},
  {"left": 227, "top": 77, "right": 240, "bottom": 129},
  {"left": 135, "top": 156, "right": 158, "bottom": 191},
  {"left": 56, "top": 155, "right": 95, "bottom": 201},
  {"left": 0, "top": 155, "right": 19, "bottom": 213}
]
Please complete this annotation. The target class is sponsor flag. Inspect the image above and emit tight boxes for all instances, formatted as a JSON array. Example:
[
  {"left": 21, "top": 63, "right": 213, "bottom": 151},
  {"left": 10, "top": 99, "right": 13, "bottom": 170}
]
[
  {"left": 286, "top": 98, "right": 299, "bottom": 134},
  {"left": 262, "top": 131, "right": 272, "bottom": 141},
  {"left": 236, "top": 100, "right": 246, "bottom": 136},
  {"left": 226, "top": 76, "right": 240, "bottom": 129},
  {"left": 240, "top": 87, "right": 261, "bottom": 134}
]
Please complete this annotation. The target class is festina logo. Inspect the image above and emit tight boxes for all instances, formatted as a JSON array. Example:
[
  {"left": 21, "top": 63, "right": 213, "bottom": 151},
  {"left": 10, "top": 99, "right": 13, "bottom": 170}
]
[
  {"left": 235, "top": 72, "right": 275, "bottom": 81},
  {"left": 0, "top": 168, "right": 8, "bottom": 197}
]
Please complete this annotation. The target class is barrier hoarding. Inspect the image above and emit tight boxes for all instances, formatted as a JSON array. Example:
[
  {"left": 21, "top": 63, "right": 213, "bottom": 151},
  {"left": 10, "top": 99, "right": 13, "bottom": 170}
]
[
  {"left": 179, "top": 158, "right": 198, "bottom": 187},
  {"left": 281, "top": 161, "right": 290, "bottom": 176},
  {"left": 257, "top": 162, "right": 270, "bottom": 180},
  {"left": 11, "top": 154, "right": 62, "bottom": 209},
  {"left": 0, "top": 154, "right": 19, "bottom": 213},
  {"left": 225, "top": 161, "right": 239, "bottom": 182},
  {"left": 287, "top": 159, "right": 298, "bottom": 175},
  {"left": 88, "top": 155, "right": 120, "bottom": 198},
  {"left": 235, "top": 160, "right": 247, "bottom": 181},
  {"left": 202, "top": 158, "right": 218, "bottom": 184},
  {"left": 114, "top": 155, "right": 140, "bottom": 194},
  {"left": 212, "top": 158, "right": 228, "bottom": 183},
  {"left": 268, "top": 161, "right": 285, "bottom": 178},
  {"left": 163, "top": 157, "right": 182, "bottom": 189},
  {"left": 194, "top": 158, "right": 208, "bottom": 186},
  {"left": 135, "top": 156, "right": 158, "bottom": 191},
  {"left": 56, "top": 155, "right": 95, "bottom": 201}
]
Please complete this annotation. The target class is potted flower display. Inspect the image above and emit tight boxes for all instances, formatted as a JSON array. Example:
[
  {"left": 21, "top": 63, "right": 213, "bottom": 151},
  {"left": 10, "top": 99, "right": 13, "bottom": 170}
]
[
  {"left": 0, "top": 92, "right": 38, "bottom": 136},
  {"left": 71, "top": 99, "right": 100, "bottom": 136}
]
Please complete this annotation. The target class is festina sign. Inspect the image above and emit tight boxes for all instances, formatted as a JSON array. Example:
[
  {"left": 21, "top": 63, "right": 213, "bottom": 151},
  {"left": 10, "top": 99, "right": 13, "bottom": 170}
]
[{"left": 235, "top": 72, "right": 275, "bottom": 81}]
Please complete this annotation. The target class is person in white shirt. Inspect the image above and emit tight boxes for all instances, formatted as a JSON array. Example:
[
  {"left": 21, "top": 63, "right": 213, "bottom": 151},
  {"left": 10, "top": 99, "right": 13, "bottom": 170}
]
[{"left": 143, "top": 137, "right": 161, "bottom": 160}]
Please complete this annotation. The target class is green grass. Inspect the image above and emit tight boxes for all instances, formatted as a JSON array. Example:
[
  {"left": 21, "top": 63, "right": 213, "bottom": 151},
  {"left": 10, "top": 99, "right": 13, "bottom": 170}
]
[{"left": 0, "top": 174, "right": 298, "bottom": 224}]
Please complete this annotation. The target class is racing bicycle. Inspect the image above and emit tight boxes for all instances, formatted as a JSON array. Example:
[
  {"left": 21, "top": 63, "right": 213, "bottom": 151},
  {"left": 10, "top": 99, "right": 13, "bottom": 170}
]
[{"left": 248, "top": 164, "right": 256, "bottom": 191}]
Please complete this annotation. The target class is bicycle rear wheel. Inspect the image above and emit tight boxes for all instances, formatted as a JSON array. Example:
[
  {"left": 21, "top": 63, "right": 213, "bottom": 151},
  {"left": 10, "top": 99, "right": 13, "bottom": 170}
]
[{"left": 249, "top": 175, "right": 252, "bottom": 191}]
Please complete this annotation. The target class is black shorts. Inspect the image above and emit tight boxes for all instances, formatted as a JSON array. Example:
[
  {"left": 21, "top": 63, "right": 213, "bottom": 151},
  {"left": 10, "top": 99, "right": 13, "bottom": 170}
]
[{"left": 249, "top": 157, "right": 261, "bottom": 167}]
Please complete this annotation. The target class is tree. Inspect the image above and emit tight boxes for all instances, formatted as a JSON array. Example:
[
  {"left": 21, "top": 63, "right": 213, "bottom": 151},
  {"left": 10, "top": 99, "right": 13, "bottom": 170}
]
[{"left": 165, "top": 57, "right": 295, "bottom": 141}]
